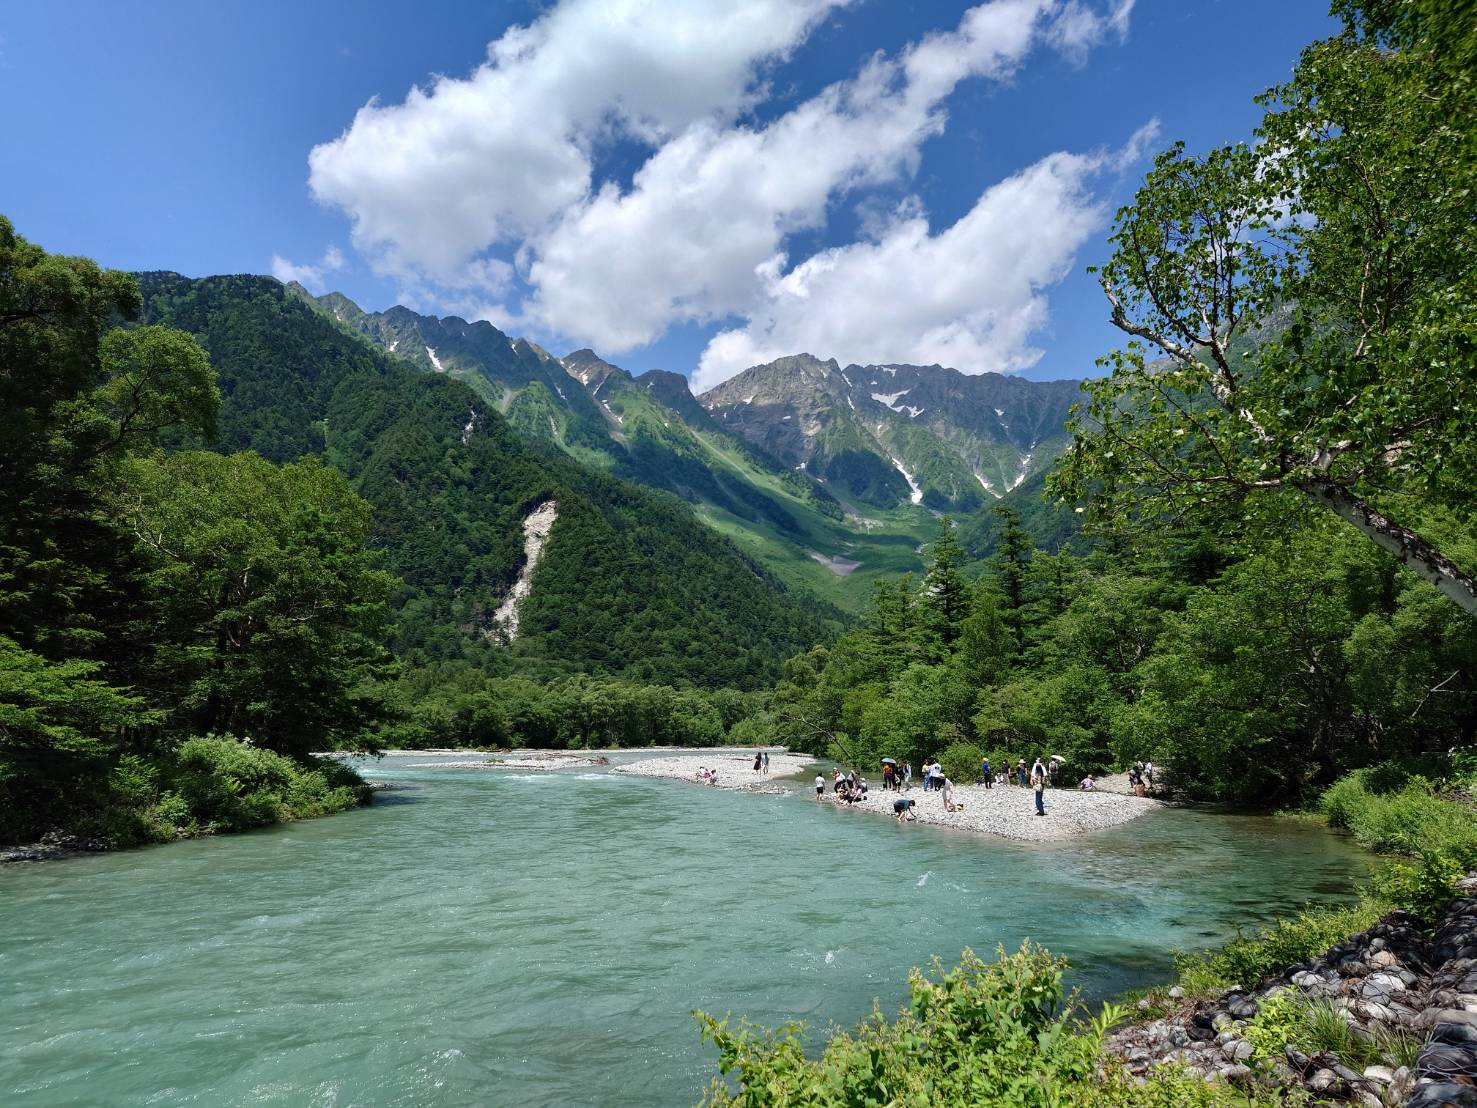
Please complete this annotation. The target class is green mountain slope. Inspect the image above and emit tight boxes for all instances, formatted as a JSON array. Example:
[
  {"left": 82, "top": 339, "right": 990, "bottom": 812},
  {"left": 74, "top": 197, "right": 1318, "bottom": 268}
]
[
  {"left": 292, "top": 290, "right": 942, "bottom": 609},
  {"left": 134, "top": 273, "right": 838, "bottom": 687}
]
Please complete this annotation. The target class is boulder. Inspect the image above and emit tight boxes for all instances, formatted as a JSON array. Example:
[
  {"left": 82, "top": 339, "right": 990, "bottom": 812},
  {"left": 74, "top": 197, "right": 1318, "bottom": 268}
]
[
  {"left": 1220, "top": 1039, "right": 1253, "bottom": 1062},
  {"left": 1406, "top": 1082, "right": 1477, "bottom": 1107}
]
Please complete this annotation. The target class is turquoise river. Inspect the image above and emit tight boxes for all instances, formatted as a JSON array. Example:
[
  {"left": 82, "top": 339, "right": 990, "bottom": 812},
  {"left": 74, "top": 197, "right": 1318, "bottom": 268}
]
[{"left": 1, "top": 753, "right": 1372, "bottom": 1106}]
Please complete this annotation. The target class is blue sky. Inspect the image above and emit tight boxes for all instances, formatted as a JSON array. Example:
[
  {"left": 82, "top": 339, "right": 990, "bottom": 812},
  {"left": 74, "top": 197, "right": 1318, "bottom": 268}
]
[{"left": 2, "top": 1, "right": 1337, "bottom": 385}]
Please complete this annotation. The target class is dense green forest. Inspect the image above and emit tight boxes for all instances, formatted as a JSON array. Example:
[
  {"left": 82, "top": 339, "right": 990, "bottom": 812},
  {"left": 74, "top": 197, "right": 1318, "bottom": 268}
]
[
  {"left": 759, "top": 509, "right": 1476, "bottom": 803},
  {"left": 0, "top": 222, "right": 380, "bottom": 843},
  {"left": 0, "top": 234, "right": 835, "bottom": 846},
  {"left": 135, "top": 273, "right": 838, "bottom": 687}
]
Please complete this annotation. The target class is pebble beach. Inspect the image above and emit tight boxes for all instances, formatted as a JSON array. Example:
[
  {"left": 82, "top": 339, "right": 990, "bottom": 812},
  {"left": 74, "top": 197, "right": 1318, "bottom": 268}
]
[{"left": 612, "top": 752, "right": 1163, "bottom": 842}]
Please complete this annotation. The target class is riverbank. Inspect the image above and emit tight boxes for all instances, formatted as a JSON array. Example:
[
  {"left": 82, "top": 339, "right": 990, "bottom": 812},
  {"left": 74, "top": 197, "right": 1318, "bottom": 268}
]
[
  {"left": 611, "top": 751, "right": 816, "bottom": 787},
  {"left": 613, "top": 752, "right": 1162, "bottom": 842},
  {"left": 1104, "top": 873, "right": 1477, "bottom": 1104}
]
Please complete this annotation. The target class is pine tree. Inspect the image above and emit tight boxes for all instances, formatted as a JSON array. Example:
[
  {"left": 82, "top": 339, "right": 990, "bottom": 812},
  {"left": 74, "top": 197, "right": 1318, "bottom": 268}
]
[
  {"left": 921, "top": 517, "right": 970, "bottom": 648},
  {"left": 989, "top": 504, "right": 1032, "bottom": 650}
]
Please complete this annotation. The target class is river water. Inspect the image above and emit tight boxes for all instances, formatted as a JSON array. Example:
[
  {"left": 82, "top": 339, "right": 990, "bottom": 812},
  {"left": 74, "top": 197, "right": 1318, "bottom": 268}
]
[{"left": 1, "top": 753, "right": 1371, "bottom": 1107}]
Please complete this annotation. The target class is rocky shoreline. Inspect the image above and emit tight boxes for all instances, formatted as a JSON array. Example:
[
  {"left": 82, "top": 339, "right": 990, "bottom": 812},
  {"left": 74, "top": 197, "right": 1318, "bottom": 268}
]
[
  {"left": 0, "top": 830, "right": 112, "bottom": 864},
  {"left": 1105, "top": 874, "right": 1477, "bottom": 1105}
]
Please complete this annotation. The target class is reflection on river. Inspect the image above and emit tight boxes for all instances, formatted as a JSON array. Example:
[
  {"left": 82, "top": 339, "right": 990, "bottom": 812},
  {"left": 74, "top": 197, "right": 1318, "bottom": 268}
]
[{"left": 1, "top": 753, "right": 1370, "bottom": 1107}]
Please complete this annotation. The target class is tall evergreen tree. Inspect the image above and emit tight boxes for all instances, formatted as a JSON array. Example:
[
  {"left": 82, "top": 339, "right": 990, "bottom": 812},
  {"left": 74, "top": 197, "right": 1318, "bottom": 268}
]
[
  {"left": 989, "top": 504, "right": 1033, "bottom": 650},
  {"left": 921, "top": 517, "right": 970, "bottom": 648}
]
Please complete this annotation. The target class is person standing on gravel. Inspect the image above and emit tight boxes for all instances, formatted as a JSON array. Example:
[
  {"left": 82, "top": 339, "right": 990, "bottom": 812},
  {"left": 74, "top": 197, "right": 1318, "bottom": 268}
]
[
  {"left": 762, "top": 751, "right": 770, "bottom": 774},
  {"left": 1032, "top": 765, "right": 1047, "bottom": 816}
]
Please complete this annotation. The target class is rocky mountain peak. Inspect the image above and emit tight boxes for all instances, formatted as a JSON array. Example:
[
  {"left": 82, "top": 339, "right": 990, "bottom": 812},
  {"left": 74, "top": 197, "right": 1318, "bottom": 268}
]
[{"left": 560, "top": 348, "right": 630, "bottom": 391}]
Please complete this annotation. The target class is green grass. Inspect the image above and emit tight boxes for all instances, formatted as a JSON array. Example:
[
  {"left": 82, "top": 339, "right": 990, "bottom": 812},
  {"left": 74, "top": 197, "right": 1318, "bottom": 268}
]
[
  {"left": 1246, "top": 992, "right": 1423, "bottom": 1073},
  {"left": 1172, "top": 899, "right": 1391, "bottom": 996},
  {"left": 699, "top": 944, "right": 1287, "bottom": 1107}
]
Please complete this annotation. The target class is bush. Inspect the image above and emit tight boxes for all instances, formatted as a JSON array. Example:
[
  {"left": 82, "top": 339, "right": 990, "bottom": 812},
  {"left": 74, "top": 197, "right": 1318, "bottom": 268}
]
[
  {"left": 699, "top": 945, "right": 1284, "bottom": 1107},
  {"left": 940, "top": 741, "right": 987, "bottom": 784},
  {"left": 1316, "top": 767, "right": 1477, "bottom": 924}
]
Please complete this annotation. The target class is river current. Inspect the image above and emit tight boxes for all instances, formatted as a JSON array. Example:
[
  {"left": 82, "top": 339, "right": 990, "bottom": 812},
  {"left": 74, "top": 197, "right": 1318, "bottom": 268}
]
[{"left": 1, "top": 752, "right": 1371, "bottom": 1106}]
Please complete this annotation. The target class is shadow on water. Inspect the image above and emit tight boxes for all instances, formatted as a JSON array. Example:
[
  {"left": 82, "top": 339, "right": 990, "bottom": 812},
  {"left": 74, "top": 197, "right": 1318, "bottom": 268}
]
[{"left": 365, "top": 783, "right": 422, "bottom": 807}]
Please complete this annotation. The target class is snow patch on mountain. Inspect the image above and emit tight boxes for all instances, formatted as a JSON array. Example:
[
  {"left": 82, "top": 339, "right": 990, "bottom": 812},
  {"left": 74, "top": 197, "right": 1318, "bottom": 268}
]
[
  {"left": 974, "top": 471, "right": 1000, "bottom": 499},
  {"left": 871, "top": 390, "right": 909, "bottom": 410},
  {"left": 1008, "top": 449, "right": 1035, "bottom": 491},
  {"left": 426, "top": 345, "right": 444, "bottom": 372}
]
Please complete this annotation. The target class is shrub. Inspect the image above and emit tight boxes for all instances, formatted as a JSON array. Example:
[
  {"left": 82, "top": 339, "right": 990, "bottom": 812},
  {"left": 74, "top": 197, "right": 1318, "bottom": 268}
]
[
  {"left": 699, "top": 945, "right": 1284, "bottom": 1107},
  {"left": 940, "top": 741, "right": 987, "bottom": 784},
  {"left": 1368, "top": 852, "right": 1471, "bottom": 925},
  {"left": 1315, "top": 766, "right": 1477, "bottom": 925}
]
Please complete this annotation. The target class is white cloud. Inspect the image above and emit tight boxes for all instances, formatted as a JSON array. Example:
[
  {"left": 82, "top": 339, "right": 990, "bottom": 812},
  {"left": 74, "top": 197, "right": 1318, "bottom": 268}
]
[
  {"left": 307, "top": 0, "right": 851, "bottom": 286},
  {"left": 1046, "top": 0, "right": 1134, "bottom": 64},
  {"left": 270, "top": 244, "right": 345, "bottom": 291},
  {"left": 523, "top": 0, "right": 1056, "bottom": 350},
  {"left": 692, "top": 122, "right": 1160, "bottom": 391},
  {"left": 303, "top": 0, "right": 1144, "bottom": 374}
]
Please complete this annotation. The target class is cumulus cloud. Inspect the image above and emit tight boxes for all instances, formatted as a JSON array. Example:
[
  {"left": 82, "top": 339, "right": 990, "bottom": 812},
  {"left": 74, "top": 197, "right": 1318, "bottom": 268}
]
[
  {"left": 308, "top": 0, "right": 851, "bottom": 285},
  {"left": 1047, "top": 0, "right": 1134, "bottom": 63},
  {"left": 524, "top": 0, "right": 1055, "bottom": 349},
  {"left": 693, "top": 122, "right": 1161, "bottom": 391},
  {"left": 304, "top": 0, "right": 1145, "bottom": 377},
  {"left": 270, "top": 245, "right": 345, "bottom": 291}
]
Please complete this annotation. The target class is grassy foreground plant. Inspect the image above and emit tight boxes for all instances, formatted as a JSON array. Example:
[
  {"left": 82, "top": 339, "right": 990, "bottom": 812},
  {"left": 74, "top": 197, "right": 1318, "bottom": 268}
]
[{"left": 697, "top": 945, "right": 1290, "bottom": 1107}]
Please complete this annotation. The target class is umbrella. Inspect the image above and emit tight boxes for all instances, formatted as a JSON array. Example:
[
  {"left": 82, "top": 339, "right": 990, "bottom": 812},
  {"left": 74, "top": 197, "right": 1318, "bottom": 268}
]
[
  {"left": 1050, "top": 754, "right": 1066, "bottom": 762},
  {"left": 881, "top": 757, "right": 898, "bottom": 765}
]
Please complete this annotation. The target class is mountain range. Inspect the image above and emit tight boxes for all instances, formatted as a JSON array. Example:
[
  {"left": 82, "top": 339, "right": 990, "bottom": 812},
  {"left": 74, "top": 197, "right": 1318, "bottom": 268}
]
[{"left": 289, "top": 285, "right": 1084, "bottom": 607}]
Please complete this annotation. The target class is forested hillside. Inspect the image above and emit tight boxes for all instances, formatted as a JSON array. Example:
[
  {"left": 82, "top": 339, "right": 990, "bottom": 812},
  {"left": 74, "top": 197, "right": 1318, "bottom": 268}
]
[
  {"left": 291, "top": 287, "right": 944, "bottom": 609},
  {"left": 134, "top": 273, "right": 837, "bottom": 688},
  {"left": 293, "top": 286, "right": 1080, "bottom": 609},
  {"left": 0, "top": 222, "right": 380, "bottom": 845}
]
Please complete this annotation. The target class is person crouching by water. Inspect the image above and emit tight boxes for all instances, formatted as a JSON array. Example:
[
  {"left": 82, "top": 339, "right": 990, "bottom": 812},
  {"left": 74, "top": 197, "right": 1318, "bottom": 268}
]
[
  {"left": 942, "top": 776, "right": 963, "bottom": 813},
  {"left": 1032, "top": 765, "right": 1047, "bottom": 816},
  {"left": 894, "top": 797, "right": 916, "bottom": 823}
]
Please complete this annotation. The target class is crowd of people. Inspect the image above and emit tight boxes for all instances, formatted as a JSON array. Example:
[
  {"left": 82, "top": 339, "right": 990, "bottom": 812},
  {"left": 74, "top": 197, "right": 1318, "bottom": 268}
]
[
  {"left": 805, "top": 753, "right": 1052, "bottom": 816},
  {"left": 780, "top": 748, "right": 1156, "bottom": 820}
]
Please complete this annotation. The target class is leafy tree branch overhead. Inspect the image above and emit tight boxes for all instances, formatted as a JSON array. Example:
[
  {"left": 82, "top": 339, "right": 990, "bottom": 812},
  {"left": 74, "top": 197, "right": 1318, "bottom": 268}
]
[{"left": 1052, "top": 0, "right": 1477, "bottom": 614}]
